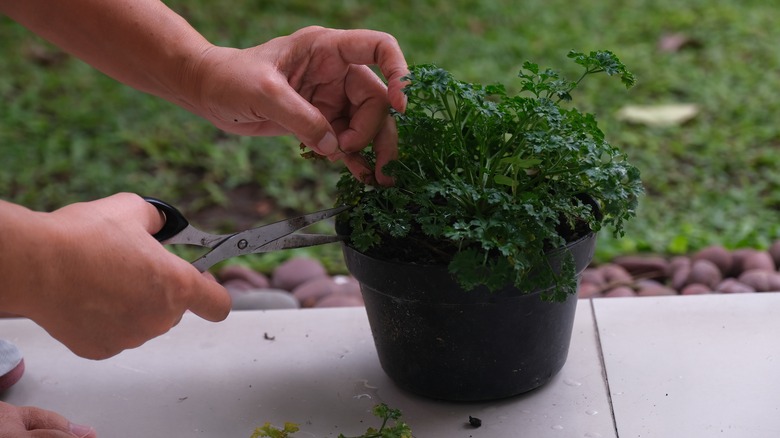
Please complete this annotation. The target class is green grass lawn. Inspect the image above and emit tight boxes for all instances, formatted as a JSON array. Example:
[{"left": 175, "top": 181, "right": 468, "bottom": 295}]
[{"left": 2, "top": 0, "right": 780, "bottom": 272}]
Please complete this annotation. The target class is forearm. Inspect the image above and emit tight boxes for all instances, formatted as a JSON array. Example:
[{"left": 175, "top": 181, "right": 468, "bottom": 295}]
[
  {"left": 0, "top": 0, "right": 212, "bottom": 111},
  {"left": 0, "top": 201, "right": 53, "bottom": 316}
]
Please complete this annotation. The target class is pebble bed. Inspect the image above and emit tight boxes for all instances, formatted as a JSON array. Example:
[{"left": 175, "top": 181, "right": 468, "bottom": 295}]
[
  {"left": 219, "top": 257, "right": 363, "bottom": 310},
  {"left": 221, "top": 240, "right": 780, "bottom": 310},
  {"left": 580, "top": 240, "right": 780, "bottom": 298}
]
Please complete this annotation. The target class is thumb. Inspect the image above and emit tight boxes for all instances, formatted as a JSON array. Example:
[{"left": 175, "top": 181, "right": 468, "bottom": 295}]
[
  {"left": 91, "top": 193, "right": 166, "bottom": 236},
  {"left": 137, "top": 196, "right": 167, "bottom": 236}
]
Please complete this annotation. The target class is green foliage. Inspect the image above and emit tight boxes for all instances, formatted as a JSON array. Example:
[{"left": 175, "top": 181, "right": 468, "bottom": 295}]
[
  {"left": 337, "top": 404, "right": 412, "bottom": 438},
  {"left": 250, "top": 404, "right": 412, "bottom": 438},
  {"left": 251, "top": 422, "right": 300, "bottom": 438},
  {"left": 337, "top": 52, "right": 643, "bottom": 300}
]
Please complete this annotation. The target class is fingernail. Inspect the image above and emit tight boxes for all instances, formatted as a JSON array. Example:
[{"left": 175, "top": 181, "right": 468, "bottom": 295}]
[
  {"left": 69, "top": 422, "right": 94, "bottom": 438},
  {"left": 377, "top": 172, "right": 396, "bottom": 187},
  {"left": 327, "top": 150, "right": 345, "bottom": 162},
  {"left": 316, "top": 132, "right": 339, "bottom": 156}
]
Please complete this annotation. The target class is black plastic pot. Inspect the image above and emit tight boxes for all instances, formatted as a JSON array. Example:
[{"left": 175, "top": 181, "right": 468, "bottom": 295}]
[{"left": 342, "top": 232, "right": 596, "bottom": 401}]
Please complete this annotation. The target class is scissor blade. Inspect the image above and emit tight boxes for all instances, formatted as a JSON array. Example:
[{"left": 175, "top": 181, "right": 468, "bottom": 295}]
[
  {"left": 251, "top": 234, "right": 345, "bottom": 253},
  {"left": 189, "top": 205, "right": 350, "bottom": 272},
  {"left": 243, "top": 205, "right": 351, "bottom": 248},
  {"left": 161, "top": 225, "right": 233, "bottom": 248}
]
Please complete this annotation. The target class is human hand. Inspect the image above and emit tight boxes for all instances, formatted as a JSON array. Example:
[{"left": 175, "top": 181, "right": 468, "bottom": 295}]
[
  {"left": 0, "top": 401, "right": 96, "bottom": 437},
  {"left": 4, "top": 193, "right": 231, "bottom": 360},
  {"left": 183, "top": 26, "right": 409, "bottom": 185}
]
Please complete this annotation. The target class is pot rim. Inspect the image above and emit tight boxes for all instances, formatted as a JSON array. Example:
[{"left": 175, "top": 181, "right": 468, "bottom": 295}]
[
  {"left": 342, "top": 230, "right": 596, "bottom": 271},
  {"left": 341, "top": 231, "right": 597, "bottom": 301}
]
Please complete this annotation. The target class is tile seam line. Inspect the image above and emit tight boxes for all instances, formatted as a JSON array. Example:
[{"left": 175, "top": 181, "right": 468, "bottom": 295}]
[{"left": 590, "top": 298, "right": 619, "bottom": 438}]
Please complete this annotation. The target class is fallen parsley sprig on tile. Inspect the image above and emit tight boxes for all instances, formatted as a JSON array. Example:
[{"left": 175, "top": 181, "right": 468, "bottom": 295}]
[{"left": 250, "top": 404, "right": 412, "bottom": 438}]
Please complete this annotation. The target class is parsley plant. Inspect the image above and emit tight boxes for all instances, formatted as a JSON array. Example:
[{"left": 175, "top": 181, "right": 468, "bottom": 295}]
[{"left": 336, "top": 51, "right": 643, "bottom": 300}]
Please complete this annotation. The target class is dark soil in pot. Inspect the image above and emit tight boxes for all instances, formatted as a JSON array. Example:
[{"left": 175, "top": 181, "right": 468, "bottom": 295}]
[{"left": 342, "top": 232, "right": 596, "bottom": 402}]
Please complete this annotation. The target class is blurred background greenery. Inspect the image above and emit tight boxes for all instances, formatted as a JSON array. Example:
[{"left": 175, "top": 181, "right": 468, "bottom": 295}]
[{"left": 2, "top": 0, "right": 779, "bottom": 273}]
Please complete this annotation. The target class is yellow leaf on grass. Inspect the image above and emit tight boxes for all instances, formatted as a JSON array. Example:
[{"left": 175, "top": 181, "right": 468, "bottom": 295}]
[{"left": 616, "top": 103, "right": 699, "bottom": 127}]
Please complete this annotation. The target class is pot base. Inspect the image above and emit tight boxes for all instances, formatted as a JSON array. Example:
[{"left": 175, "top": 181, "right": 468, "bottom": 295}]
[
  {"left": 361, "top": 281, "right": 579, "bottom": 401},
  {"left": 343, "top": 233, "right": 595, "bottom": 401}
]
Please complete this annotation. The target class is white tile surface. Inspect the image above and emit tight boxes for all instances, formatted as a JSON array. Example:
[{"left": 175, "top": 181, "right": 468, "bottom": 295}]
[
  {"left": 1, "top": 302, "right": 612, "bottom": 438},
  {"left": 593, "top": 293, "right": 780, "bottom": 438}
]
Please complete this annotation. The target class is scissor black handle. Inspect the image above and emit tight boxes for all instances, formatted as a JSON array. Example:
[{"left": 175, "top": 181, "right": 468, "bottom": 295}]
[{"left": 143, "top": 197, "right": 190, "bottom": 242}]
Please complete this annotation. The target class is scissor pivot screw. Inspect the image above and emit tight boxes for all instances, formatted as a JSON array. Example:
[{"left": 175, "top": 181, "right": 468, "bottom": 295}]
[{"left": 237, "top": 239, "right": 249, "bottom": 250}]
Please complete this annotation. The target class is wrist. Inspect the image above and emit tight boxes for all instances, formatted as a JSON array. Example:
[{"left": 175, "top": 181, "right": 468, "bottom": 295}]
[
  {"left": 174, "top": 44, "right": 241, "bottom": 121},
  {"left": 168, "top": 41, "right": 220, "bottom": 116}
]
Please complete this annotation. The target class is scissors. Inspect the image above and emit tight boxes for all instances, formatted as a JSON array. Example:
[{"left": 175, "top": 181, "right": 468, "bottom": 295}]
[{"left": 144, "top": 197, "right": 349, "bottom": 272}]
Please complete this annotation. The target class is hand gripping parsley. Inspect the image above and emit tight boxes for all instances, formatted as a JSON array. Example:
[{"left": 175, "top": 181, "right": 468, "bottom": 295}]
[{"left": 336, "top": 51, "right": 643, "bottom": 301}]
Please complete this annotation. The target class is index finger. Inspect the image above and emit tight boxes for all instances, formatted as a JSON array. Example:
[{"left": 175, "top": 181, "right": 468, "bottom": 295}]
[{"left": 331, "top": 29, "right": 409, "bottom": 112}]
